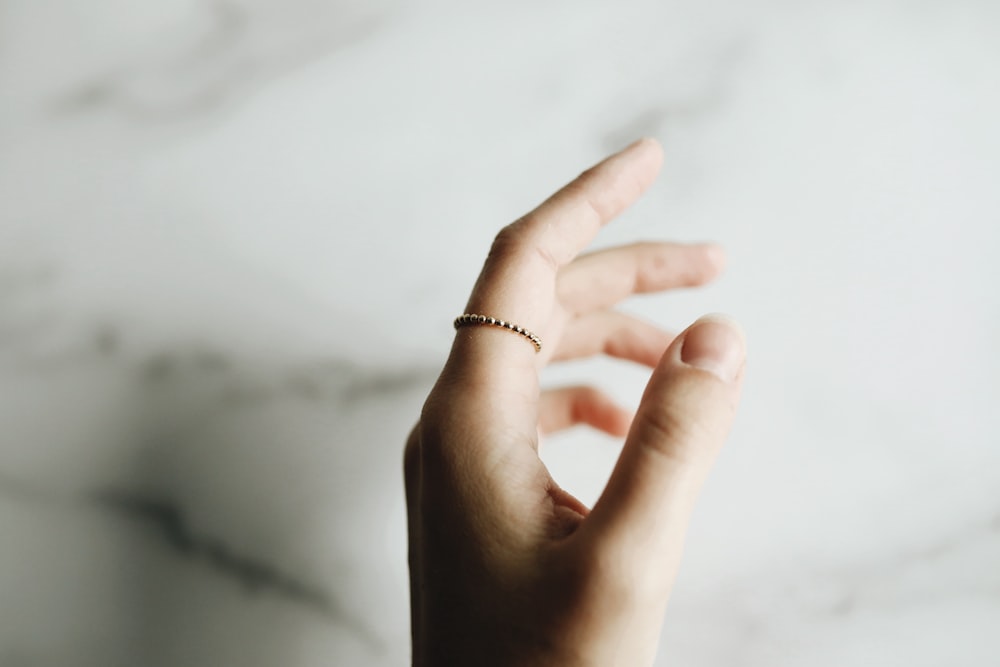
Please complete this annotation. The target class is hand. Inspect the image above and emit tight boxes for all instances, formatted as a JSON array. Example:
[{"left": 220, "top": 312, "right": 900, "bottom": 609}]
[{"left": 404, "top": 138, "right": 746, "bottom": 667}]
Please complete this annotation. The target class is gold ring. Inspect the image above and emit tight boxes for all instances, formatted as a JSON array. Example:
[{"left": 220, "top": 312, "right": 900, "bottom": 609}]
[{"left": 453, "top": 314, "right": 542, "bottom": 352}]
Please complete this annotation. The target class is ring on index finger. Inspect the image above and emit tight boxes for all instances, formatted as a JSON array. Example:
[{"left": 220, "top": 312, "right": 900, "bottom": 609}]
[{"left": 454, "top": 313, "right": 543, "bottom": 352}]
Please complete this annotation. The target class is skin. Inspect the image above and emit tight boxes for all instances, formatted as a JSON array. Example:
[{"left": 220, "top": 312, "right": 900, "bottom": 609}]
[{"left": 405, "top": 138, "right": 747, "bottom": 667}]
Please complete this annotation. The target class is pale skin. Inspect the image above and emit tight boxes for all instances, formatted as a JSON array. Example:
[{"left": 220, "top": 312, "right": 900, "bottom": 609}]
[{"left": 405, "top": 138, "right": 747, "bottom": 666}]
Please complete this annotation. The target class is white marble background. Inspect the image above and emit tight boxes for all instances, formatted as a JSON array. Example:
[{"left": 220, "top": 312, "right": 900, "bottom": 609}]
[{"left": 2, "top": 1, "right": 999, "bottom": 665}]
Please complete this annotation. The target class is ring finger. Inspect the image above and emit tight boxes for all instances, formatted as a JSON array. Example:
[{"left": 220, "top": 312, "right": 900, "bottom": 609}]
[{"left": 552, "top": 310, "right": 674, "bottom": 367}]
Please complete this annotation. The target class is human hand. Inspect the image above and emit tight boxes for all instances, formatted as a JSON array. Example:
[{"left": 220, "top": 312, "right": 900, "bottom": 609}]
[{"left": 404, "top": 138, "right": 746, "bottom": 667}]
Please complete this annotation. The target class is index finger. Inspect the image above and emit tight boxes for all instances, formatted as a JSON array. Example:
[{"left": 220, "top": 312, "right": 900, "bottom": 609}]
[{"left": 449, "top": 138, "right": 665, "bottom": 386}]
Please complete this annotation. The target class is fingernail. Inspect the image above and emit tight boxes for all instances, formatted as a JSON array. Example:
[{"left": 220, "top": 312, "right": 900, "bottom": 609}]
[{"left": 680, "top": 314, "right": 746, "bottom": 382}]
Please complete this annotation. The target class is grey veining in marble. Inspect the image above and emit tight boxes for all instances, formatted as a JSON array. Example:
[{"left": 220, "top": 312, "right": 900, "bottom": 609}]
[{"left": 2, "top": 1, "right": 998, "bottom": 665}]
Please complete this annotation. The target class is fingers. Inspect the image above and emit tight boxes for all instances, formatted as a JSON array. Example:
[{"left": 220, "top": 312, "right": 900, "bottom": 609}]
[
  {"left": 422, "top": 139, "right": 665, "bottom": 505},
  {"left": 557, "top": 242, "right": 726, "bottom": 315},
  {"left": 581, "top": 315, "right": 746, "bottom": 573},
  {"left": 538, "top": 386, "right": 632, "bottom": 437},
  {"left": 552, "top": 311, "right": 674, "bottom": 367},
  {"left": 451, "top": 138, "right": 665, "bottom": 378}
]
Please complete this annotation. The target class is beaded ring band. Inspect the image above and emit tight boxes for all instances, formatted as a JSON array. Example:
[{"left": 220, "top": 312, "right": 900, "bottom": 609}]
[{"left": 453, "top": 313, "right": 543, "bottom": 353}]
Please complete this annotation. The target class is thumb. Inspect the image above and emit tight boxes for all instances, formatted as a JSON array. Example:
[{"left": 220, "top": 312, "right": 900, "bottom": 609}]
[{"left": 583, "top": 314, "right": 745, "bottom": 566}]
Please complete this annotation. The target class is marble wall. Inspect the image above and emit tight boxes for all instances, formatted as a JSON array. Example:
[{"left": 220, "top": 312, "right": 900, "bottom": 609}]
[{"left": 1, "top": 1, "right": 998, "bottom": 665}]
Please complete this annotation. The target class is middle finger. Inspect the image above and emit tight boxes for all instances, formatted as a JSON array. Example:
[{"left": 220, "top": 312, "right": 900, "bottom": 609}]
[{"left": 557, "top": 242, "right": 726, "bottom": 315}]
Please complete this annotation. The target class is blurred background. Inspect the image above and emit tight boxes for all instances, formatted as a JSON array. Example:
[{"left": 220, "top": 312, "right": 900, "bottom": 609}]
[{"left": 1, "top": 1, "right": 998, "bottom": 665}]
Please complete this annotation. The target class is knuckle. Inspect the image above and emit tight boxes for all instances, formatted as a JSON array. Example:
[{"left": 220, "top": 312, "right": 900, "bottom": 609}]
[
  {"left": 635, "top": 404, "right": 712, "bottom": 467},
  {"left": 574, "top": 384, "right": 604, "bottom": 404},
  {"left": 488, "top": 220, "right": 526, "bottom": 262},
  {"left": 569, "top": 385, "right": 603, "bottom": 422},
  {"left": 643, "top": 244, "right": 672, "bottom": 275},
  {"left": 635, "top": 244, "right": 684, "bottom": 290},
  {"left": 532, "top": 239, "right": 561, "bottom": 273},
  {"left": 564, "top": 179, "right": 605, "bottom": 220},
  {"left": 489, "top": 217, "right": 562, "bottom": 274},
  {"left": 602, "top": 320, "right": 637, "bottom": 357}
]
